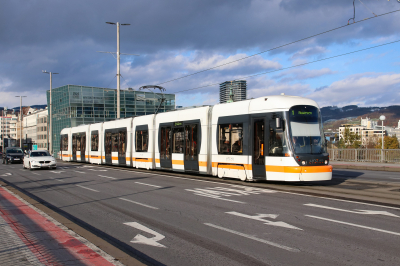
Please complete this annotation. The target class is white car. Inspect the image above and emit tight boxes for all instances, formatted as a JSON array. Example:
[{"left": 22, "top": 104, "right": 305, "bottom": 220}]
[{"left": 23, "top": 150, "right": 57, "bottom": 170}]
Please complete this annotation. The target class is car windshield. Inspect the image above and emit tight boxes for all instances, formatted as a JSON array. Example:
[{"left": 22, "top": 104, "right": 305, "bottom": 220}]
[
  {"left": 31, "top": 151, "right": 51, "bottom": 157},
  {"left": 8, "top": 149, "right": 23, "bottom": 153}
]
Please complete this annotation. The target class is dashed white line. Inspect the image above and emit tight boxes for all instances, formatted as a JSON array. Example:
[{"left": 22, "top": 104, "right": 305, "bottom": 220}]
[
  {"left": 98, "top": 175, "right": 116, "bottom": 179},
  {"left": 204, "top": 223, "right": 300, "bottom": 252},
  {"left": 305, "top": 215, "right": 400, "bottom": 236},
  {"left": 31, "top": 172, "right": 40, "bottom": 175},
  {"left": 134, "top": 182, "right": 162, "bottom": 188},
  {"left": 119, "top": 198, "right": 159, "bottom": 210},
  {"left": 74, "top": 171, "right": 86, "bottom": 174},
  {"left": 76, "top": 185, "right": 99, "bottom": 192}
]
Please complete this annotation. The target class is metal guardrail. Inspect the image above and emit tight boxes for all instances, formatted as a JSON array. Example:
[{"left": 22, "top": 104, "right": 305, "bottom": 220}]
[{"left": 328, "top": 149, "right": 400, "bottom": 164}]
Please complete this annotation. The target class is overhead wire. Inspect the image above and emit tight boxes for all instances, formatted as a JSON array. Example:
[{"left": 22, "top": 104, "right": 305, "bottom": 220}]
[
  {"left": 172, "top": 39, "right": 400, "bottom": 94},
  {"left": 155, "top": 9, "right": 400, "bottom": 87}
]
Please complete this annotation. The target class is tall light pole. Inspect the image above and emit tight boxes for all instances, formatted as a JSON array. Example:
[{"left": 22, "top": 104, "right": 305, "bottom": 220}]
[
  {"left": 380, "top": 115, "right": 386, "bottom": 162},
  {"left": 15, "top": 96, "right": 27, "bottom": 148},
  {"left": 105, "top": 22, "right": 130, "bottom": 119},
  {"left": 42, "top": 71, "right": 58, "bottom": 155}
]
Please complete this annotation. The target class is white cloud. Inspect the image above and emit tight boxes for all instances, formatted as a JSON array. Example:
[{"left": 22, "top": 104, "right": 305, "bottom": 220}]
[
  {"left": 290, "top": 46, "right": 328, "bottom": 60},
  {"left": 308, "top": 73, "right": 400, "bottom": 107}
]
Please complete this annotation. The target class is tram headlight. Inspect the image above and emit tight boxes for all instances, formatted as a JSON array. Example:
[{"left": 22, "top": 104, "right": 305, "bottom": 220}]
[
  {"left": 301, "top": 161, "right": 306, "bottom": 166},
  {"left": 325, "top": 160, "right": 328, "bottom": 165}
]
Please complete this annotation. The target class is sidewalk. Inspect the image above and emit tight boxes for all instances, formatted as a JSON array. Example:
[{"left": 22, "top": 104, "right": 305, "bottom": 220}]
[
  {"left": 0, "top": 185, "right": 122, "bottom": 266},
  {"left": 330, "top": 160, "right": 400, "bottom": 172}
]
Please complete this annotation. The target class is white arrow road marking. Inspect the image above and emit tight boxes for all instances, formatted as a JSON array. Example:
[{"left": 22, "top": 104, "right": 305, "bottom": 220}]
[
  {"left": 305, "top": 203, "right": 400, "bottom": 218},
  {"left": 124, "top": 222, "right": 166, "bottom": 248},
  {"left": 98, "top": 175, "right": 116, "bottom": 179},
  {"left": 305, "top": 215, "right": 400, "bottom": 236},
  {"left": 0, "top": 173, "right": 12, "bottom": 176},
  {"left": 204, "top": 223, "right": 299, "bottom": 252},
  {"left": 50, "top": 171, "right": 65, "bottom": 174},
  {"left": 227, "top": 211, "right": 302, "bottom": 230}
]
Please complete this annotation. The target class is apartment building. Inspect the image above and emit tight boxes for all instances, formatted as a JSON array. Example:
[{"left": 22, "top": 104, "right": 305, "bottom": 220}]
[
  {"left": 0, "top": 112, "right": 18, "bottom": 148},
  {"left": 22, "top": 108, "right": 48, "bottom": 150}
]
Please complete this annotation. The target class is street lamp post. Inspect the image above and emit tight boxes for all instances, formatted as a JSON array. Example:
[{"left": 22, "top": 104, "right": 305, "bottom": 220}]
[
  {"left": 105, "top": 22, "right": 131, "bottom": 119},
  {"left": 15, "top": 96, "right": 27, "bottom": 148},
  {"left": 42, "top": 71, "right": 58, "bottom": 155},
  {"left": 380, "top": 115, "right": 386, "bottom": 162}
]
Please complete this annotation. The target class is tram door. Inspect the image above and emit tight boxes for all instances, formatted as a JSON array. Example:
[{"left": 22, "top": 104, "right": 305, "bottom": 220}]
[
  {"left": 105, "top": 132, "right": 112, "bottom": 165},
  {"left": 160, "top": 126, "right": 172, "bottom": 168},
  {"left": 81, "top": 134, "right": 86, "bottom": 162},
  {"left": 184, "top": 124, "right": 199, "bottom": 172},
  {"left": 118, "top": 129, "right": 126, "bottom": 166},
  {"left": 252, "top": 118, "right": 266, "bottom": 179},
  {"left": 72, "top": 135, "right": 77, "bottom": 161}
]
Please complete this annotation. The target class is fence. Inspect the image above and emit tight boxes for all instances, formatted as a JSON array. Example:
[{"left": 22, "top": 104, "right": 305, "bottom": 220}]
[{"left": 328, "top": 149, "right": 400, "bottom": 164}]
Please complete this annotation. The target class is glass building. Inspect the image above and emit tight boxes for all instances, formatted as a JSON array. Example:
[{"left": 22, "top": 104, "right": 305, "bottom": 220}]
[
  {"left": 47, "top": 85, "right": 175, "bottom": 156},
  {"left": 219, "top": 80, "right": 247, "bottom": 103}
]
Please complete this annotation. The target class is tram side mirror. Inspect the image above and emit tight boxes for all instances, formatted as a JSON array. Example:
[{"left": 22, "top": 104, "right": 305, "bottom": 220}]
[{"left": 276, "top": 117, "right": 281, "bottom": 129}]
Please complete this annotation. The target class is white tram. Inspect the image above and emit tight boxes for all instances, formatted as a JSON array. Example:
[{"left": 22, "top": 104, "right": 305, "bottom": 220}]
[{"left": 60, "top": 95, "right": 332, "bottom": 181}]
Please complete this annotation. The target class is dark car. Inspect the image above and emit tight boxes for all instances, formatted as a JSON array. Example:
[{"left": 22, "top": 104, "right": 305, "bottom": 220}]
[{"left": 2, "top": 147, "right": 24, "bottom": 164}]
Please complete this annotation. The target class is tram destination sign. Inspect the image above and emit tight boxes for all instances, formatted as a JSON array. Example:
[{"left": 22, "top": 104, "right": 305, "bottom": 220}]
[{"left": 174, "top": 121, "right": 183, "bottom": 127}]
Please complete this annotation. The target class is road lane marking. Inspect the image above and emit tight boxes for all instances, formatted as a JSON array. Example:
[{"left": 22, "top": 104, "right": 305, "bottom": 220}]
[
  {"left": 304, "top": 203, "right": 400, "bottom": 218},
  {"left": 204, "top": 223, "right": 300, "bottom": 252},
  {"left": 31, "top": 172, "right": 40, "bottom": 175},
  {"left": 98, "top": 175, "right": 116, "bottom": 179},
  {"left": 119, "top": 198, "right": 159, "bottom": 210},
  {"left": 50, "top": 171, "right": 65, "bottom": 174},
  {"left": 0, "top": 173, "right": 12, "bottom": 176},
  {"left": 55, "top": 179, "right": 64, "bottom": 182},
  {"left": 227, "top": 211, "right": 302, "bottom": 230},
  {"left": 76, "top": 185, "right": 99, "bottom": 192},
  {"left": 124, "top": 222, "right": 166, "bottom": 248},
  {"left": 305, "top": 215, "right": 400, "bottom": 236},
  {"left": 134, "top": 182, "right": 162, "bottom": 188},
  {"left": 74, "top": 171, "right": 86, "bottom": 174}
]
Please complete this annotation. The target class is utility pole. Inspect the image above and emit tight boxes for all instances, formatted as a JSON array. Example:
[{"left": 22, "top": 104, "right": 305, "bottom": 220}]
[
  {"left": 99, "top": 22, "right": 138, "bottom": 119},
  {"left": 15, "top": 96, "right": 27, "bottom": 148},
  {"left": 42, "top": 71, "right": 58, "bottom": 155}
]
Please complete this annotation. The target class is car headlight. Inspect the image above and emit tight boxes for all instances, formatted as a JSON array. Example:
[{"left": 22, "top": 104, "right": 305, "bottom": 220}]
[{"left": 31, "top": 160, "right": 36, "bottom": 163}]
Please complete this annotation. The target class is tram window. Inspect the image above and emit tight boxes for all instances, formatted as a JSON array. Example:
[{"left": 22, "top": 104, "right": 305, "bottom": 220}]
[
  {"left": 112, "top": 133, "right": 118, "bottom": 152},
  {"left": 77, "top": 136, "right": 81, "bottom": 151},
  {"left": 254, "top": 121, "right": 265, "bottom": 165},
  {"left": 119, "top": 131, "right": 126, "bottom": 154},
  {"left": 91, "top": 131, "right": 99, "bottom": 151},
  {"left": 82, "top": 135, "right": 86, "bottom": 152},
  {"left": 136, "top": 130, "right": 149, "bottom": 152},
  {"left": 105, "top": 132, "right": 112, "bottom": 154},
  {"left": 173, "top": 127, "right": 184, "bottom": 153},
  {"left": 218, "top": 123, "right": 243, "bottom": 155},
  {"left": 269, "top": 120, "right": 288, "bottom": 156},
  {"left": 160, "top": 127, "right": 171, "bottom": 159},
  {"left": 62, "top": 135, "right": 68, "bottom": 151},
  {"left": 185, "top": 124, "right": 198, "bottom": 160},
  {"left": 72, "top": 136, "right": 77, "bottom": 153}
]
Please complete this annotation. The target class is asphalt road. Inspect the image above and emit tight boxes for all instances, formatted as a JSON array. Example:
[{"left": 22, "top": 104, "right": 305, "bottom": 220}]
[
  {"left": 333, "top": 169, "right": 400, "bottom": 183},
  {"left": 1, "top": 161, "right": 400, "bottom": 265}
]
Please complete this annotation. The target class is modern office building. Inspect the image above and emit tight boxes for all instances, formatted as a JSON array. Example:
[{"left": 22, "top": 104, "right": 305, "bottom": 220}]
[
  {"left": 219, "top": 80, "right": 247, "bottom": 103},
  {"left": 47, "top": 85, "right": 175, "bottom": 156}
]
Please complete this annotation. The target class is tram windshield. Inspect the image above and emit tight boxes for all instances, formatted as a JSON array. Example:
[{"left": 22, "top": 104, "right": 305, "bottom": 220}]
[{"left": 289, "top": 105, "right": 326, "bottom": 154}]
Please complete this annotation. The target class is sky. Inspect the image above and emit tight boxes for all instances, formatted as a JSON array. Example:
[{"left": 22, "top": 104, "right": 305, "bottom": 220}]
[{"left": 1, "top": 0, "right": 400, "bottom": 109}]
